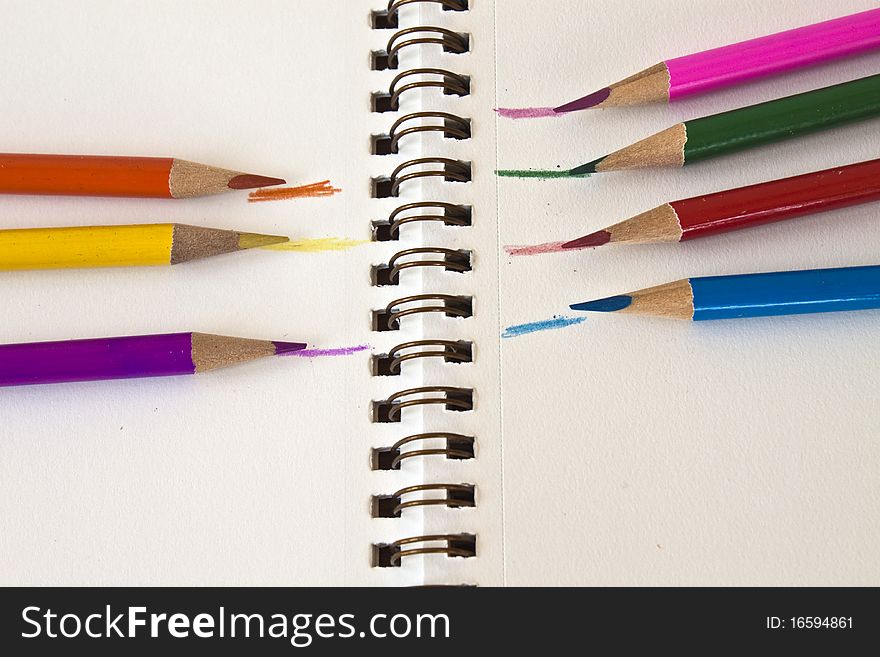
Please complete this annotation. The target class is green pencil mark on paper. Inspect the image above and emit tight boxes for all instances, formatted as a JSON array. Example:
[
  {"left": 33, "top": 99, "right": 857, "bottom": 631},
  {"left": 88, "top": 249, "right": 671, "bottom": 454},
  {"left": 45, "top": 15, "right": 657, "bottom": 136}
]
[{"left": 495, "top": 169, "right": 591, "bottom": 179}]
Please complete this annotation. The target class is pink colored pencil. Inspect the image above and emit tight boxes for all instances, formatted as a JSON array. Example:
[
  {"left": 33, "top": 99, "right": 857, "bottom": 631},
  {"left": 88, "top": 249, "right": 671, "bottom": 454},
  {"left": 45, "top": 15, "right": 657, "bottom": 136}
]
[{"left": 554, "top": 8, "right": 880, "bottom": 112}]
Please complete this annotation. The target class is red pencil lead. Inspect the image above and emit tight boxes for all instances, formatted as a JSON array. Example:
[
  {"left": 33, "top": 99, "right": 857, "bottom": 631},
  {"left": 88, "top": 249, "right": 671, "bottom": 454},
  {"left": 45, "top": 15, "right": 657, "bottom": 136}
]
[{"left": 562, "top": 230, "right": 611, "bottom": 250}]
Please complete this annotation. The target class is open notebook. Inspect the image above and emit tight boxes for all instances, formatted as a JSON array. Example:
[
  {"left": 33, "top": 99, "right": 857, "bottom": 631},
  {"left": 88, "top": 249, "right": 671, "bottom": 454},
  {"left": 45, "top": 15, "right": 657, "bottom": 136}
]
[{"left": 2, "top": 0, "right": 878, "bottom": 586}]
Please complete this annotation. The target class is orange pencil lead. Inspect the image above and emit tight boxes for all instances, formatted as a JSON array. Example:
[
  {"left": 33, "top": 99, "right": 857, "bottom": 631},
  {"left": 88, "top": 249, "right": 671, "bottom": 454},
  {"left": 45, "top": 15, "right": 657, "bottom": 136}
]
[{"left": 227, "top": 174, "right": 286, "bottom": 190}]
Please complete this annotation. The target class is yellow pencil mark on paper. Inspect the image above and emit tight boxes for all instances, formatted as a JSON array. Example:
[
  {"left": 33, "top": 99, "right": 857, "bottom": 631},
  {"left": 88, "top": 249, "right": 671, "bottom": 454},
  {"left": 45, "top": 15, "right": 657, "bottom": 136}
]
[{"left": 261, "top": 237, "right": 369, "bottom": 253}]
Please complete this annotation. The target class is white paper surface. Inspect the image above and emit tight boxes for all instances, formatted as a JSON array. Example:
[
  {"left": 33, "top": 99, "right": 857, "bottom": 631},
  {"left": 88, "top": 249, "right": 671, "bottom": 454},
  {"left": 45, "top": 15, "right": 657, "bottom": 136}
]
[
  {"left": 494, "top": 0, "right": 880, "bottom": 584},
  {"left": 0, "top": 0, "right": 424, "bottom": 586}
]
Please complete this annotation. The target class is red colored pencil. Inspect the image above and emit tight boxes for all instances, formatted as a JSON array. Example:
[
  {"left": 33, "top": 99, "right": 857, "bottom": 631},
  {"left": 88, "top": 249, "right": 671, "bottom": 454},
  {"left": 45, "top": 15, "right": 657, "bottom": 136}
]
[
  {"left": 563, "top": 159, "right": 880, "bottom": 249},
  {"left": 0, "top": 153, "right": 285, "bottom": 199}
]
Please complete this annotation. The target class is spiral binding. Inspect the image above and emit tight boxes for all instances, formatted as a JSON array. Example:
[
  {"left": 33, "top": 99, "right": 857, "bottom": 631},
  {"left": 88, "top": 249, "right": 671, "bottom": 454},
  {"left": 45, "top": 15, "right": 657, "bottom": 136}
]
[
  {"left": 372, "top": 432, "right": 475, "bottom": 470},
  {"left": 372, "top": 483, "right": 476, "bottom": 518},
  {"left": 372, "top": 339, "right": 473, "bottom": 376},
  {"left": 373, "top": 534, "right": 477, "bottom": 568},
  {"left": 373, "top": 0, "right": 469, "bottom": 29},
  {"left": 372, "top": 202, "right": 471, "bottom": 242},
  {"left": 372, "top": 27, "right": 470, "bottom": 70},
  {"left": 370, "top": 0, "right": 476, "bottom": 570},
  {"left": 372, "top": 294, "right": 473, "bottom": 332},
  {"left": 371, "top": 247, "right": 471, "bottom": 286},
  {"left": 372, "top": 70, "right": 471, "bottom": 114},
  {"left": 372, "top": 111, "right": 471, "bottom": 154}
]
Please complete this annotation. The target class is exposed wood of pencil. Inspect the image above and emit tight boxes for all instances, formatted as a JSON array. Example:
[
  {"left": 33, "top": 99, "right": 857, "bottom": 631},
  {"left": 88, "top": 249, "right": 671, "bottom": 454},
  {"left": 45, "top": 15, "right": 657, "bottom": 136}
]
[
  {"left": 0, "top": 153, "right": 285, "bottom": 198},
  {"left": 170, "top": 224, "right": 288, "bottom": 264},
  {"left": 191, "top": 333, "right": 291, "bottom": 372},
  {"left": 604, "top": 63, "right": 671, "bottom": 106},
  {"left": 564, "top": 204, "right": 682, "bottom": 250},
  {"left": 556, "top": 63, "right": 671, "bottom": 112},
  {"left": 168, "top": 159, "right": 283, "bottom": 198},
  {"left": 623, "top": 280, "right": 695, "bottom": 319},
  {"left": 572, "top": 124, "right": 687, "bottom": 174}
]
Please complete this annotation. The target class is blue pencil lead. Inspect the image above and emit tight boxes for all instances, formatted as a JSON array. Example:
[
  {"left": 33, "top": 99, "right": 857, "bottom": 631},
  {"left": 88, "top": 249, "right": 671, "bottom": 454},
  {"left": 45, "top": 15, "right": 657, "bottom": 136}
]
[{"left": 570, "top": 295, "right": 633, "bottom": 313}]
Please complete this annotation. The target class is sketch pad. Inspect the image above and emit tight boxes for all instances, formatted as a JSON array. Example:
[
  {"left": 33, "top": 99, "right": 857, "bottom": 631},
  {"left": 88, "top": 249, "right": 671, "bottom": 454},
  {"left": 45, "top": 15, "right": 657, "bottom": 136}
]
[{"left": 2, "top": 0, "right": 879, "bottom": 586}]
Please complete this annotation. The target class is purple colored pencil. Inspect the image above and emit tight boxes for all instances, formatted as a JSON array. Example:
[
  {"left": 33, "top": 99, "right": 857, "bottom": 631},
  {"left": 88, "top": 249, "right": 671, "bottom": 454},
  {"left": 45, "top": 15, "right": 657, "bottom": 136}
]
[{"left": 0, "top": 332, "right": 306, "bottom": 387}]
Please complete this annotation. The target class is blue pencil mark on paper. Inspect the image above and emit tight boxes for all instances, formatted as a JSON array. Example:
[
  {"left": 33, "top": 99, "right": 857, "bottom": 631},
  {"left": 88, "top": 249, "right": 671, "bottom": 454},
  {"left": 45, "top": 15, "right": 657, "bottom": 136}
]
[{"left": 501, "top": 315, "right": 586, "bottom": 338}]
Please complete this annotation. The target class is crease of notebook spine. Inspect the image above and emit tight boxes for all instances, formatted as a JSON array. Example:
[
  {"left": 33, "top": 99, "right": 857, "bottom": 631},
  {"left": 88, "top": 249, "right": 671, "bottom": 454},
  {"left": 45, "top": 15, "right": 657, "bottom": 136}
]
[{"left": 369, "top": 0, "right": 477, "bottom": 584}]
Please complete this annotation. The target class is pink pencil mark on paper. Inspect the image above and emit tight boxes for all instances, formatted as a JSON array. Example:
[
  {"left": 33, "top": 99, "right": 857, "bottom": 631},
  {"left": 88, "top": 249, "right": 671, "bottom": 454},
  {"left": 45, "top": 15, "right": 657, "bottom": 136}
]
[
  {"left": 494, "top": 107, "right": 559, "bottom": 119},
  {"left": 504, "top": 241, "right": 569, "bottom": 256}
]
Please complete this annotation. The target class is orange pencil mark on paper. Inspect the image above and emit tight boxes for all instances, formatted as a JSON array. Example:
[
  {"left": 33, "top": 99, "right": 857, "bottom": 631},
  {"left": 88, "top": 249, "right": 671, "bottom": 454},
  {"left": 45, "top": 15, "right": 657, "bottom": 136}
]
[{"left": 248, "top": 180, "right": 341, "bottom": 203}]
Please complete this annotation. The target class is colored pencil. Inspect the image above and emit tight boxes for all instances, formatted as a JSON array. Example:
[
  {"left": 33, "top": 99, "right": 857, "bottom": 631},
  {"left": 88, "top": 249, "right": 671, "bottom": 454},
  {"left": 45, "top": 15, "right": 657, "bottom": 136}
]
[
  {"left": 555, "top": 8, "right": 880, "bottom": 112},
  {"left": 0, "top": 333, "right": 306, "bottom": 387},
  {"left": 0, "top": 154, "right": 285, "bottom": 198},
  {"left": 570, "top": 74, "right": 880, "bottom": 175},
  {"left": 0, "top": 224, "right": 289, "bottom": 270},
  {"left": 570, "top": 265, "right": 880, "bottom": 321},
  {"left": 563, "top": 158, "right": 880, "bottom": 249}
]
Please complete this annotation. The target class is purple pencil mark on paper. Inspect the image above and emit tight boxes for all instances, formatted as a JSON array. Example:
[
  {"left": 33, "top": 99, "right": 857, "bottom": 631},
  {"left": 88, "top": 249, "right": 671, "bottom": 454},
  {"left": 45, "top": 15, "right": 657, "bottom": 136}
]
[{"left": 290, "top": 344, "right": 371, "bottom": 358}]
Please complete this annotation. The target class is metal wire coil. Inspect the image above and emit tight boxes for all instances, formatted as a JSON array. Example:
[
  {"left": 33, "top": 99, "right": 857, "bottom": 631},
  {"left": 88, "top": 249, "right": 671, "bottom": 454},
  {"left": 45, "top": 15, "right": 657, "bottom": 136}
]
[
  {"left": 380, "top": 27, "right": 470, "bottom": 70},
  {"left": 380, "top": 293, "right": 472, "bottom": 331},
  {"left": 388, "top": 534, "right": 477, "bottom": 567},
  {"left": 386, "top": 0, "right": 468, "bottom": 21},
  {"left": 384, "top": 111, "right": 471, "bottom": 152},
  {"left": 391, "top": 483, "right": 475, "bottom": 515},
  {"left": 386, "top": 339, "right": 472, "bottom": 373},
  {"left": 373, "top": 201, "right": 471, "bottom": 242},
  {"left": 389, "top": 432, "right": 475, "bottom": 468},
  {"left": 380, "top": 385, "right": 473, "bottom": 422}
]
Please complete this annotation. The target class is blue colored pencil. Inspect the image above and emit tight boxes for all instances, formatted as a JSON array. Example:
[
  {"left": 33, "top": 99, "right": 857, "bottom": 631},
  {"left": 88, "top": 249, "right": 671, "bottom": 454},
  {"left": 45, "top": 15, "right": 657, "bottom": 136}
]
[{"left": 570, "top": 265, "right": 880, "bottom": 320}]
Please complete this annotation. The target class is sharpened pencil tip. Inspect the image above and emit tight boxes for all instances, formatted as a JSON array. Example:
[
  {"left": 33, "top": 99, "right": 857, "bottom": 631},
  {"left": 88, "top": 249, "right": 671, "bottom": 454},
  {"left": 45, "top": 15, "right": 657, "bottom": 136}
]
[
  {"left": 273, "top": 341, "right": 308, "bottom": 355},
  {"left": 228, "top": 174, "right": 287, "bottom": 190},
  {"left": 554, "top": 87, "right": 611, "bottom": 113},
  {"left": 562, "top": 230, "right": 611, "bottom": 250},
  {"left": 237, "top": 233, "right": 290, "bottom": 250},
  {"left": 569, "top": 158, "right": 604, "bottom": 176},
  {"left": 570, "top": 295, "right": 632, "bottom": 313}
]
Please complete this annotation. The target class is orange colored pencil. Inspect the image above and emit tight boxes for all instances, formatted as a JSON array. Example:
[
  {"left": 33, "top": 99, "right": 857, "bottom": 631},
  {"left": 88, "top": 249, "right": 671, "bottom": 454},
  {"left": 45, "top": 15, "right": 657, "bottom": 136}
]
[{"left": 0, "top": 153, "right": 285, "bottom": 199}]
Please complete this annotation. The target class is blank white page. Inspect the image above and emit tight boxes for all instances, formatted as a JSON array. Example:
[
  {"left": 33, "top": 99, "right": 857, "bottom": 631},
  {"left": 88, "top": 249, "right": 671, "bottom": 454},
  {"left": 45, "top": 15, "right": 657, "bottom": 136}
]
[{"left": 494, "top": 0, "right": 880, "bottom": 585}]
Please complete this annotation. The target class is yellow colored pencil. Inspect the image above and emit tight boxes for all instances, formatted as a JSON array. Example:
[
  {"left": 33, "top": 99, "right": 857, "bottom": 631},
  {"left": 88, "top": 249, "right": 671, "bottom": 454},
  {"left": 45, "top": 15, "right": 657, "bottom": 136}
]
[{"left": 0, "top": 224, "right": 288, "bottom": 270}]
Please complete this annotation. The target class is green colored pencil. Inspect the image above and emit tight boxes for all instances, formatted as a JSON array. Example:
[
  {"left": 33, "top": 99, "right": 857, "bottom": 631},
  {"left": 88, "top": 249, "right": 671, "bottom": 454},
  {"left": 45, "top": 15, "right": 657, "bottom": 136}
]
[{"left": 570, "top": 74, "right": 880, "bottom": 175}]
